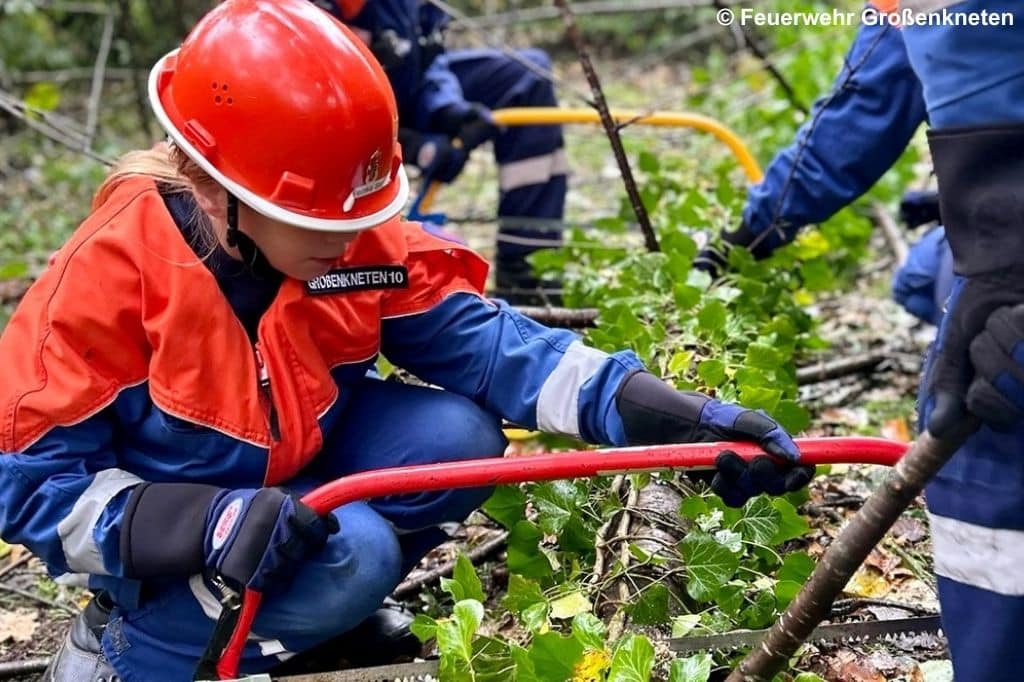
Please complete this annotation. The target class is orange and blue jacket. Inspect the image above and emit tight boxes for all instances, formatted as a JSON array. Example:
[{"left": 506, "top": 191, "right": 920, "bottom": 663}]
[{"left": 0, "top": 176, "right": 642, "bottom": 606}]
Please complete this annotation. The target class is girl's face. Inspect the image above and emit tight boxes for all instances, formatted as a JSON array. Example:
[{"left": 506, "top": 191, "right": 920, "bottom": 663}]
[{"left": 237, "top": 203, "right": 359, "bottom": 280}]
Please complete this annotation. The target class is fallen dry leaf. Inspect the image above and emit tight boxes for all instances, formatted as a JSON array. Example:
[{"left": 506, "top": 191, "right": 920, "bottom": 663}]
[
  {"left": 0, "top": 609, "right": 38, "bottom": 643},
  {"left": 845, "top": 566, "right": 891, "bottom": 598},
  {"left": 892, "top": 517, "right": 928, "bottom": 544},
  {"left": 881, "top": 417, "right": 912, "bottom": 443}
]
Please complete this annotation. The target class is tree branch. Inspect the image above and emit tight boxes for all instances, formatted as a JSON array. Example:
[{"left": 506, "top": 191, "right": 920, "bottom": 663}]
[
  {"left": 554, "top": 0, "right": 659, "bottom": 252},
  {"left": 728, "top": 423, "right": 975, "bottom": 681}
]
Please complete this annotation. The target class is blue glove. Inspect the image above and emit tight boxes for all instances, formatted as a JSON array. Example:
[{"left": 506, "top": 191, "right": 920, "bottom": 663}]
[
  {"left": 616, "top": 371, "right": 811, "bottom": 507},
  {"left": 122, "top": 483, "right": 337, "bottom": 592},
  {"left": 205, "top": 488, "right": 338, "bottom": 591},
  {"left": 892, "top": 226, "right": 954, "bottom": 326},
  {"left": 399, "top": 129, "right": 468, "bottom": 183}
]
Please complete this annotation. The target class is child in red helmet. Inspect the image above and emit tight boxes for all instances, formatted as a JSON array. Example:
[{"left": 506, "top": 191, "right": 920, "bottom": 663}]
[{"left": 0, "top": 1, "right": 812, "bottom": 679}]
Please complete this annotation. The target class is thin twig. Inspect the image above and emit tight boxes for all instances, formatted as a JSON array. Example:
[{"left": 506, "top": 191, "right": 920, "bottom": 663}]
[
  {"left": 0, "top": 553, "right": 33, "bottom": 581},
  {"left": 0, "top": 658, "right": 51, "bottom": 679},
  {"left": 872, "top": 202, "right": 909, "bottom": 265},
  {"left": 392, "top": 531, "right": 508, "bottom": 598},
  {"left": 84, "top": 6, "right": 115, "bottom": 149},
  {"left": 0, "top": 583, "right": 79, "bottom": 615},
  {"left": 710, "top": 0, "right": 808, "bottom": 116},
  {"left": 830, "top": 597, "right": 936, "bottom": 618},
  {"left": 115, "top": 0, "right": 154, "bottom": 140},
  {"left": 796, "top": 351, "right": 888, "bottom": 385},
  {"left": 553, "top": 0, "right": 659, "bottom": 252},
  {"left": 606, "top": 481, "right": 640, "bottom": 641}
]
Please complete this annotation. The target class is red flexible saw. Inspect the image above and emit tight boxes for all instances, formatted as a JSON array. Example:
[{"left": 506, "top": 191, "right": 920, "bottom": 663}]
[{"left": 195, "top": 436, "right": 907, "bottom": 680}]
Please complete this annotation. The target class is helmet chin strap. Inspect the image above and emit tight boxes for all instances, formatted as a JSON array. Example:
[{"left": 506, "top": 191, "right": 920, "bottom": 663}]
[{"left": 224, "top": 192, "right": 261, "bottom": 267}]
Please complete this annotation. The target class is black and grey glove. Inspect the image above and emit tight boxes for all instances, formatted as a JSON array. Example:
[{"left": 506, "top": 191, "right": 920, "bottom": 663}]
[
  {"left": 920, "top": 124, "right": 1024, "bottom": 437},
  {"left": 616, "top": 370, "right": 813, "bottom": 507}
]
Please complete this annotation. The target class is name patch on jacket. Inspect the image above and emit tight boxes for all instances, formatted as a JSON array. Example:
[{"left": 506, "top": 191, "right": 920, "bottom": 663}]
[{"left": 306, "top": 265, "right": 409, "bottom": 296}]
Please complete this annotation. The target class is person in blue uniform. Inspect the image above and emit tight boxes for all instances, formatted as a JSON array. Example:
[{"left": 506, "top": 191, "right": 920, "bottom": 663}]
[
  {"left": 895, "top": 1, "right": 1024, "bottom": 680},
  {"left": 693, "top": 5, "right": 955, "bottom": 325},
  {"left": 318, "top": 0, "right": 568, "bottom": 304}
]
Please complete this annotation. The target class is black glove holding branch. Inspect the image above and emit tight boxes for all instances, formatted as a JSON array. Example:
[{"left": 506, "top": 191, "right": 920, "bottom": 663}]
[
  {"left": 399, "top": 128, "right": 468, "bottom": 184},
  {"left": 616, "top": 370, "right": 813, "bottom": 507}
]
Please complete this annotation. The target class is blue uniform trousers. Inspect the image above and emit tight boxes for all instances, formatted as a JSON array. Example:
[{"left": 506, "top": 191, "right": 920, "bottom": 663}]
[
  {"left": 443, "top": 48, "right": 568, "bottom": 261},
  {"left": 100, "top": 379, "right": 507, "bottom": 681}
]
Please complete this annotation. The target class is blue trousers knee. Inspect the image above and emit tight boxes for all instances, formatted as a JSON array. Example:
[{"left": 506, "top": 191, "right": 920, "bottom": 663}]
[{"left": 101, "top": 379, "right": 507, "bottom": 681}]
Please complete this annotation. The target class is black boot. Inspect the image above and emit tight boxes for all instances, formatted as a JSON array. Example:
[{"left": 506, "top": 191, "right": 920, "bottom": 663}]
[
  {"left": 494, "top": 254, "right": 562, "bottom": 307},
  {"left": 270, "top": 598, "right": 421, "bottom": 674},
  {"left": 44, "top": 592, "right": 119, "bottom": 681}
]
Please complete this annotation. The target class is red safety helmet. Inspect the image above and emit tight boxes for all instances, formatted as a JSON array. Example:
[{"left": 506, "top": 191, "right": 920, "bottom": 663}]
[{"left": 148, "top": 0, "right": 408, "bottom": 232}]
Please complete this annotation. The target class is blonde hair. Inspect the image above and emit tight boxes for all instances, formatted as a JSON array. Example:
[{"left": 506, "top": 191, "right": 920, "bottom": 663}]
[{"left": 93, "top": 142, "right": 220, "bottom": 255}]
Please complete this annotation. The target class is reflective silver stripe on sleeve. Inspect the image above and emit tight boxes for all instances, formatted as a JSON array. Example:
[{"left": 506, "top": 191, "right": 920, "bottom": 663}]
[
  {"left": 57, "top": 469, "right": 143, "bottom": 574},
  {"left": 499, "top": 149, "right": 569, "bottom": 192},
  {"left": 536, "top": 341, "right": 609, "bottom": 439},
  {"left": 930, "top": 512, "right": 1024, "bottom": 596}
]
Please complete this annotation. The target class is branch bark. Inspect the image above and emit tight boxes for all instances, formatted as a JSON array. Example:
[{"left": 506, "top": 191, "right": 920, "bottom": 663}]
[
  {"left": 728, "top": 424, "right": 975, "bottom": 681},
  {"left": 553, "top": 0, "right": 659, "bottom": 252}
]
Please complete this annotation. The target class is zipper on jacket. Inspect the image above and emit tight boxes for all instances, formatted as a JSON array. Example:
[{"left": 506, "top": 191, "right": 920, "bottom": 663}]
[{"left": 254, "top": 344, "right": 281, "bottom": 442}]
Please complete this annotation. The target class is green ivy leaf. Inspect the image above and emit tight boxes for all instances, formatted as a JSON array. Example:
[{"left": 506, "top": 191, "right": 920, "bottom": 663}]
[
  {"left": 440, "top": 554, "right": 486, "bottom": 603},
  {"left": 671, "top": 614, "right": 701, "bottom": 638},
  {"left": 503, "top": 574, "right": 546, "bottom": 616},
  {"left": 680, "top": 532, "right": 740, "bottom": 601},
  {"left": 521, "top": 601, "right": 550, "bottom": 634},
  {"left": 697, "top": 300, "right": 727, "bottom": 333},
  {"left": 778, "top": 551, "right": 815, "bottom": 583},
  {"left": 409, "top": 613, "right": 438, "bottom": 643},
  {"left": 668, "top": 653, "right": 713, "bottom": 682},
  {"left": 697, "top": 359, "right": 726, "bottom": 387},
  {"left": 738, "top": 385, "right": 782, "bottom": 414},
  {"left": 510, "top": 643, "right": 541, "bottom": 682},
  {"left": 732, "top": 496, "right": 781, "bottom": 545},
  {"left": 628, "top": 583, "right": 670, "bottom": 625},
  {"left": 508, "top": 521, "right": 553, "bottom": 579},
  {"left": 572, "top": 612, "right": 607, "bottom": 651},
  {"left": 483, "top": 485, "right": 527, "bottom": 531},
  {"left": 528, "top": 631, "right": 585, "bottom": 682},
  {"left": 435, "top": 600, "right": 484, "bottom": 677},
  {"left": 550, "top": 590, "right": 592, "bottom": 620},
  {"left": 740, "top": 590, "right": 776, "bottom": 628},
  {"left": 679, "top": 496, "right": 709, "bottom": 520},
  {"left": 771, "top": 498, "right": 811, "bottom": 544},
  {"left": 799, "top": 259, "right": 835, "bottom": 292},
  {"left": 745, "top": 343, "right": 784, "bottom": 370},
  {"left": 607, "top": 633, "right": 655, "bottom": 682},
  {"left": 774, "top": 400, "right": 811, "bottom": 433}
]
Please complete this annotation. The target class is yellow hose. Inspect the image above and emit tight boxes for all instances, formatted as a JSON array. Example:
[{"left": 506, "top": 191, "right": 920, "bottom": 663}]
[{"left": 420, "top": 106, "right": 763, "bottom": 211}]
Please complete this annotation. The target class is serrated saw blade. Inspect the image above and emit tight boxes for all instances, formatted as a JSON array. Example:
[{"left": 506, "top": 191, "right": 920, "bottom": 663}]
[{"left": 669, "top": 615, "right": 943, "bottom": 654}]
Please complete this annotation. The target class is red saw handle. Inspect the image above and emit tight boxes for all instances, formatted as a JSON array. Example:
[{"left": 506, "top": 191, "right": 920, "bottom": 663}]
[{"left": 212, "top": 436, "right": 907, "bottom": 679}]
